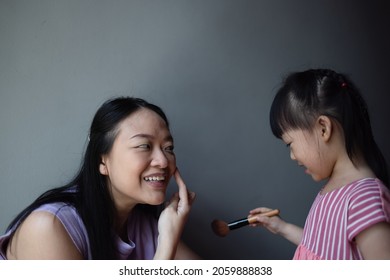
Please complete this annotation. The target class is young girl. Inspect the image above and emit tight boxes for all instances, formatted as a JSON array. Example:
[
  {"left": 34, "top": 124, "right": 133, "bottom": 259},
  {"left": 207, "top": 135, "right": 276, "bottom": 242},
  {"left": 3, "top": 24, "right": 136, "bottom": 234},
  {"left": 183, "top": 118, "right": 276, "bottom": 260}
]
[
  {"left": 0, "top": 97, "right": 198, "bottom": 260},
  {"left": 250, "top": 69, "right": 390, "bottom": 259}
]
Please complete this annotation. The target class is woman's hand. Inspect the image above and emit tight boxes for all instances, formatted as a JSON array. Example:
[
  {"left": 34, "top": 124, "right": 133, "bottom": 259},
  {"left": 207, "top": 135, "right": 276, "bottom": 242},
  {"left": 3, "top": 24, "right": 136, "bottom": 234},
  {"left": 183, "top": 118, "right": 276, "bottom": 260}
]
[{"left": 154, "top": 168, "right": 195, "bottom": 259}]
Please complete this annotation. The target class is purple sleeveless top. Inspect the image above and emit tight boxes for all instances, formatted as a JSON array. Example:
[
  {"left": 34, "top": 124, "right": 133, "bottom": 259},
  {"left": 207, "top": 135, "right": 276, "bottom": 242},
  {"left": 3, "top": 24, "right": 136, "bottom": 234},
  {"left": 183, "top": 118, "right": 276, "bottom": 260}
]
[{"left": 0, "top": 202, "right": 159, "bottom": 259}]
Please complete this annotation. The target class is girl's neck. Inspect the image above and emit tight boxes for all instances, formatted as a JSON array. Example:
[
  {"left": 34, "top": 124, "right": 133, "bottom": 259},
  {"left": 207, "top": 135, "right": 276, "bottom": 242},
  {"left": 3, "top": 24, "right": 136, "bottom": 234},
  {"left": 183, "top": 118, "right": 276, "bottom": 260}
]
[{"left": 322, "top": 155, "right": 375, "bottom": 194}]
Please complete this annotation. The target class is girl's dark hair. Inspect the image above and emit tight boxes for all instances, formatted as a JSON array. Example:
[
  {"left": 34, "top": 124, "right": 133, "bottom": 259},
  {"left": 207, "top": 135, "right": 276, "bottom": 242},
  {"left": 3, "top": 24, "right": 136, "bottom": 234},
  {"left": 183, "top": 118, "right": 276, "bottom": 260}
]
[
  {"left": 7, "top": 97, "right": 169, "bottom": 259},
  {"left": 270, "top": 69, "right": 388, "bottom": 186}
]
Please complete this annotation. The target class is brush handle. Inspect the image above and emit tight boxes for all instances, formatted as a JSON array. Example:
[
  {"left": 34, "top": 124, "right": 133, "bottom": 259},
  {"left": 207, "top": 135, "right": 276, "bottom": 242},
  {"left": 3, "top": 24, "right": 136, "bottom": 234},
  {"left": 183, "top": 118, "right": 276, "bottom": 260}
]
[
  {"left": 248, "top": 209, "right": 280, "bottom": 224},
  {"left": 228, "top": 209, "right": 280, "bottom": 230}
]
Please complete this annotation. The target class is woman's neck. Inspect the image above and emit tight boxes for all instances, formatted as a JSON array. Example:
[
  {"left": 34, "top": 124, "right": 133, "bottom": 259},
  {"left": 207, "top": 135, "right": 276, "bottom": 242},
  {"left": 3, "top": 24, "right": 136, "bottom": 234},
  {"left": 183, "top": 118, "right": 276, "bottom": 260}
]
[{"left": 113, "top": 201, "right": 137, "bottom": 241}]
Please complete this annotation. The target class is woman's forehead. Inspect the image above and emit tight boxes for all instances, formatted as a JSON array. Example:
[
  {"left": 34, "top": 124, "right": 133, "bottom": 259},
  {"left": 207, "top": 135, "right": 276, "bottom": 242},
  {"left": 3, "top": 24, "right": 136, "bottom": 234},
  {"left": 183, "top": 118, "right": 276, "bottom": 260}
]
[{"left": 117, "top": 108, "right": 171, "bottom": 139}]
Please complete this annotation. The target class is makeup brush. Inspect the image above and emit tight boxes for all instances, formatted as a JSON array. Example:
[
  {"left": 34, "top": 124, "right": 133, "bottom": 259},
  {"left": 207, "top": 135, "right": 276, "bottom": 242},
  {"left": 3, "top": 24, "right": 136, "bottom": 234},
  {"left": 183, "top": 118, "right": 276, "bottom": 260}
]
[{"left": 211, "top": 209, "right": 280, "bottom": 237}]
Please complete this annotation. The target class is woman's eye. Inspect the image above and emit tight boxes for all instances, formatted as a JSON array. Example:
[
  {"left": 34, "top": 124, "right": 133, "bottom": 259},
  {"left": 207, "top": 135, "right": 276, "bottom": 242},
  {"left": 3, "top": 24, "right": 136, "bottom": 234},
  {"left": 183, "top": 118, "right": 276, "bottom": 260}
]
[
  {"left": 137, "top": 144, "right": 151, "bottom": 150},
  {"left": 164, "top": 145, "right": 174, "bottom": 154}
]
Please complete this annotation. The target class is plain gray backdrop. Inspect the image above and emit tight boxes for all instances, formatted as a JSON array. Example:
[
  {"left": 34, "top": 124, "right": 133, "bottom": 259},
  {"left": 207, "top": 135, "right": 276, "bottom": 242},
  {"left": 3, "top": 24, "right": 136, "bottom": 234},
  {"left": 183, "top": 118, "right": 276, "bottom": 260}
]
[{"left": 1, "top": 0, "right": 389, "bottom": 259}]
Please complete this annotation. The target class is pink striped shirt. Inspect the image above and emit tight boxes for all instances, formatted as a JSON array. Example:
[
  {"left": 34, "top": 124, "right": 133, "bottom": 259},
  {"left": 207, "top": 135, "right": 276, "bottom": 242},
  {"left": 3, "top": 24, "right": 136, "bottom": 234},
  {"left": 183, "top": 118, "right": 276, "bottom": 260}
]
[{"left": 294, "top": 178, "right": 390, "bottom": 260}]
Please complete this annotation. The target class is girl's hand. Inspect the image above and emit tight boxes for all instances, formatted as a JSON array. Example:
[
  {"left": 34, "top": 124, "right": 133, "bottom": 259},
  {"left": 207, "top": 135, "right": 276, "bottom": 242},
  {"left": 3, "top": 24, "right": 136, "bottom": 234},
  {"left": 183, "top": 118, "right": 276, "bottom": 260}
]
[
  {"left": 249, "top": 207, "right": 303, "bottom": 245},
  {"left": 248, "top": 207, "right": 284, "bottom": 234},
  {"left": 154, "top": 168, "right": 195, "bottom": 259}
]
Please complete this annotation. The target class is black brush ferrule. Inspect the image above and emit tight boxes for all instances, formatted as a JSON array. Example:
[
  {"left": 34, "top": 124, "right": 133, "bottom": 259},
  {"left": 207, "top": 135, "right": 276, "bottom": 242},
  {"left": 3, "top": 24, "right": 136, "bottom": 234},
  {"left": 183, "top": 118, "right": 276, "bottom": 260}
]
[{"left": 228, "top": 218, "right": 249, "bottom": 230}]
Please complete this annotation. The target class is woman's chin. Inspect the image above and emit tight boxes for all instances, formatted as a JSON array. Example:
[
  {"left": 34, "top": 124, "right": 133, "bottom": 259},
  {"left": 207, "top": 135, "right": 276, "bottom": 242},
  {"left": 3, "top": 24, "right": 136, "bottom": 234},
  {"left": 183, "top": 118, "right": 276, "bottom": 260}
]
[{"left": 147, "top": 194, "right": 166, "bottom": 206}]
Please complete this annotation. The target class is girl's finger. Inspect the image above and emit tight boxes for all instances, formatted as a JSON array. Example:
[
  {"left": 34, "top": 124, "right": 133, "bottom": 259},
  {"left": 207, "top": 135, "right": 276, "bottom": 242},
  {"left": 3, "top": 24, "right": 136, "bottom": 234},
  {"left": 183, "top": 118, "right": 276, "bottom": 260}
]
[{"left": 249, "top": 207, "right": 273, "bottom": 215}]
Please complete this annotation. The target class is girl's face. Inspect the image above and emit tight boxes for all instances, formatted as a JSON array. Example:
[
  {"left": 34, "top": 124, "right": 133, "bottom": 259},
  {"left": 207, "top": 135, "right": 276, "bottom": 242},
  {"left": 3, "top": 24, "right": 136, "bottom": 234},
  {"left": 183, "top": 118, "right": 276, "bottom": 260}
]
[
  {"left": 100, "top": 108, "right": 176, "bottom": 210},
  {"left": 282, "top": 128, "right": 332, "bottom": 182}
]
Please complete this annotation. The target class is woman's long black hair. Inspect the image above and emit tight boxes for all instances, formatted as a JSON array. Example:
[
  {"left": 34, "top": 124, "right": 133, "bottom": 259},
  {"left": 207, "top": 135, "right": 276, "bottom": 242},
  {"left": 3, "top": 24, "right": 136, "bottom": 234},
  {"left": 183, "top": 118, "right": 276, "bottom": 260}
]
[
  {"left": 270, "top": 69, "right": 389, "bottom": 186},
  {"left": 6, "top": 97, "right": 170, "bottom": 259}
]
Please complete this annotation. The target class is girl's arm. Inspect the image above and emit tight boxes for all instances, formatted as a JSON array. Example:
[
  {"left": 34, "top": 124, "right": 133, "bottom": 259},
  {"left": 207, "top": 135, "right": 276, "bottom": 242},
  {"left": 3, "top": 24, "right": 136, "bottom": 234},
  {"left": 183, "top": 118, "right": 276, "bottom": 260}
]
[
  {"left": 249, "top": 207, "right": 303, "bottom": 246},
  {"left": 356, "top": 222, "right": 390, "bottom": 259},
  {"left": 276, "top": 222, "right": 303, "bottom": 245},
  {"left": 6, "top": 211, "right": 83, "bottom": 259}
]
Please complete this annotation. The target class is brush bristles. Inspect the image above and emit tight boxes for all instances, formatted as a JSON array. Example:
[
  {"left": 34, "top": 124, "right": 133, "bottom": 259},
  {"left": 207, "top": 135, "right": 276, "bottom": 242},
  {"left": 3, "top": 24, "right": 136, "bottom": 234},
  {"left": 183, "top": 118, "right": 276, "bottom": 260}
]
[
  {"left": 211, "top": 219, "right": 230, "bottom": 237},
  {"left": 211, "top": 209, "right": 280, "bottom": 237}
]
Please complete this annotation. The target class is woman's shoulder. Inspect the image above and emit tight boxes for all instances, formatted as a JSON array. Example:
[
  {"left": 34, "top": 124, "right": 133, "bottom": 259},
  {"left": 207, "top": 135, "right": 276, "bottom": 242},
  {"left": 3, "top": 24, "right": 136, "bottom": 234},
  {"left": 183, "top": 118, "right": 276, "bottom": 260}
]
[
  {"left": 33, "top": 202, "right": 91, "bottom": 257},
  {"left": 34, "top": 201, "right": 77, "bottom": 216},
  {"left": 6, "top": 208, "right": 83, "bottom": 259}
]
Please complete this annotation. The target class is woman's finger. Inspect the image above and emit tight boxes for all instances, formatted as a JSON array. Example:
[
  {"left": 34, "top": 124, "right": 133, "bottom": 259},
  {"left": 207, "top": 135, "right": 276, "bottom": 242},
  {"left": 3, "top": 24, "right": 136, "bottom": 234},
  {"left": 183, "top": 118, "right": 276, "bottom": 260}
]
[
  {"left": 174, "top": 168, "right": 189, "bottom": 205},
  {"left": 166, "top": 192, "right": 179, "bottom": 209}
]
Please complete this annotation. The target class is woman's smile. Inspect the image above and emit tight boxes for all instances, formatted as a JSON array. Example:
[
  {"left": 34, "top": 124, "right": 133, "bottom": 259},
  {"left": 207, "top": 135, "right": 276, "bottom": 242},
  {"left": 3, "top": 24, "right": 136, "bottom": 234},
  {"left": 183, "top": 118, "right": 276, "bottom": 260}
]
[{"left": 143, "top": 173, "right": 169, "bottom": 189}]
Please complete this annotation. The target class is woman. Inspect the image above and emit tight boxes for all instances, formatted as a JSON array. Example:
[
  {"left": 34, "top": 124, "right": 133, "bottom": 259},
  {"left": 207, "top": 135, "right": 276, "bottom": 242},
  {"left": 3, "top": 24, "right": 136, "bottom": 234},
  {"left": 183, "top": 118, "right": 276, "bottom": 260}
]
[{"left": 0, "top": 97, "right": 198, "bottom": 259}]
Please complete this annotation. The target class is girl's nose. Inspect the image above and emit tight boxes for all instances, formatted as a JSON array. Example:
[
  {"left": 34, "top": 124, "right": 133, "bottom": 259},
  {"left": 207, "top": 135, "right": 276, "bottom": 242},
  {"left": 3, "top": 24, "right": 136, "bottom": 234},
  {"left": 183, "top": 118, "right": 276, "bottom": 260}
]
[{"left": 290, "top": 150, "right": 296, "bottom": 161}]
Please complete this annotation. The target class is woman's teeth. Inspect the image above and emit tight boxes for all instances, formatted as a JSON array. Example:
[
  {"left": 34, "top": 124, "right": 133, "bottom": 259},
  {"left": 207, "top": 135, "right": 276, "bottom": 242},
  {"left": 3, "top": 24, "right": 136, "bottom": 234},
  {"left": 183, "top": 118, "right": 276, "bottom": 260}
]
[{"left": 144, "top": 176, "right": 165, "bottom": 182}]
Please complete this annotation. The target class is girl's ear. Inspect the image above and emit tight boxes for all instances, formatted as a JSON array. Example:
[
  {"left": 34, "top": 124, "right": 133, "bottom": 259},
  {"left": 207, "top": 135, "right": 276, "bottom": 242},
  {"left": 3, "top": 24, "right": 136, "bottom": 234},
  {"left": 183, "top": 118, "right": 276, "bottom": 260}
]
[
  {"left": 99, "top": 157, "right": 109, "bottom": 175},
  {"left": 317, "top": 115, "right": 332, "bottom": 142}
]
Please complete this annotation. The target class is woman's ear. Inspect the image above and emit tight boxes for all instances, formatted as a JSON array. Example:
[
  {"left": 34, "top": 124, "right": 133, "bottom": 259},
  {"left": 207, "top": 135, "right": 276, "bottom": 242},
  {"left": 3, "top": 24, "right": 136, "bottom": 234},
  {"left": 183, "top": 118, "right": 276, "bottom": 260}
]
[
  {"left": 317, "top": 115, "right": 332, "bottom": 142},
  {"left": 99, "top": 157, "right": 109, "bottom": 175}
]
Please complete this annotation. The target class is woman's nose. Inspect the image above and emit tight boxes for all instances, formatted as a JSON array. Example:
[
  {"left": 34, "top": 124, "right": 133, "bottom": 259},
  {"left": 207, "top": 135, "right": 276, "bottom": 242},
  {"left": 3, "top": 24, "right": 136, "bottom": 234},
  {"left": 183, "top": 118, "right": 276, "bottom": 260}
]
[{"left": 151, "top": 149, "right": 169, "bottom": 168}]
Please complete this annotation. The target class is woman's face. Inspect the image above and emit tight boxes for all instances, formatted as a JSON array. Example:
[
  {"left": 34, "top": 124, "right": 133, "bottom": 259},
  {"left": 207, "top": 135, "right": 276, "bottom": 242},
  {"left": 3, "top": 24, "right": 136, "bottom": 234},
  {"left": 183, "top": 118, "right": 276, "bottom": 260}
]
[{"left": 100, "top": 108, "right": 176, "bottom": 210}]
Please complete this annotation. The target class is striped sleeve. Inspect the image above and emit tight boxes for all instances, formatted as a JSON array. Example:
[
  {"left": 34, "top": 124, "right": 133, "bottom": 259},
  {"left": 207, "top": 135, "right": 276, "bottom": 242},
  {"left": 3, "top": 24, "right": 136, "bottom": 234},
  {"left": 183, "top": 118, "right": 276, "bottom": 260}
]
[{"left": 346, "top": 180, "right": 390, "bottom": 241}]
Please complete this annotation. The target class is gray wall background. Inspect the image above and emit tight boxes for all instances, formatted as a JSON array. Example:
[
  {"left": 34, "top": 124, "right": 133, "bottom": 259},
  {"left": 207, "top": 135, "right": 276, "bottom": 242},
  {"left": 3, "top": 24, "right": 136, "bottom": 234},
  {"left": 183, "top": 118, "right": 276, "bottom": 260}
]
[{"left": 1, "top": 0, "right": 389, "bottom": 259}]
